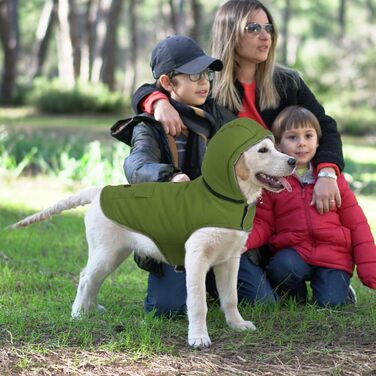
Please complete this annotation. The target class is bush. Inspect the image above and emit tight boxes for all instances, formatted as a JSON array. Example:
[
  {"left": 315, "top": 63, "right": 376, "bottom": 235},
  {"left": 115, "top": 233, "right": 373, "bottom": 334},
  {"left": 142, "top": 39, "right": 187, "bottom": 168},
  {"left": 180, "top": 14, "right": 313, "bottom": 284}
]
[{"left": 29, "top": 78, "right": 130, "bottom": 114}]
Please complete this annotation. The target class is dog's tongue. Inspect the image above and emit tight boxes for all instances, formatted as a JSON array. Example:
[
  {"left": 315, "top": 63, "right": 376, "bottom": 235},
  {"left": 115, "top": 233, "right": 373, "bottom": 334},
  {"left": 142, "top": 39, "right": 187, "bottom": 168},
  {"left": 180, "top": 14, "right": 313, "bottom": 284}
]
[{"left": 279, "top": 177, "right": 292, "bottom": 192}]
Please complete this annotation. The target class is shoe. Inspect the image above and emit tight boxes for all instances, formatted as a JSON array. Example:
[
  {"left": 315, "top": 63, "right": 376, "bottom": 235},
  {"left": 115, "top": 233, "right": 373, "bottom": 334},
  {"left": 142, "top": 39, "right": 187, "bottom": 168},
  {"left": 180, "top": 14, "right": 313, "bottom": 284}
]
[{"left": 347, "top": 285, "right": 357, "bottom": 304}]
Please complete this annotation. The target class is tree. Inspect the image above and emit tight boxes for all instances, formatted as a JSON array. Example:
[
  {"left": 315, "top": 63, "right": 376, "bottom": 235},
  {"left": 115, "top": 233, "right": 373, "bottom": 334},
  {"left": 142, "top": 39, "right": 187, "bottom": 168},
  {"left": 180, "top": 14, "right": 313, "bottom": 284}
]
[
  {"left": 91, "top": 0, "right": 124, "bottom": 88},
  {"left": 100, "top": 0, "right": 124, "bottom": 89},
  {"left": 338, "top": 0, "right": 347, "bottom": 38},
  {"left": 56, "top": 0, "right": 77, "bottom": 87},
  {"left": 29, "top": 0, "right": 58, "bottom": 79},
  {"left": 80, "top": 0, "right": 100, "bottom": 81},
  {"left": 280, "top": 0, "right": 291, "bottom": 66},
  {"left": 0, "top": 0, "right": 20, "bottom": 104}
]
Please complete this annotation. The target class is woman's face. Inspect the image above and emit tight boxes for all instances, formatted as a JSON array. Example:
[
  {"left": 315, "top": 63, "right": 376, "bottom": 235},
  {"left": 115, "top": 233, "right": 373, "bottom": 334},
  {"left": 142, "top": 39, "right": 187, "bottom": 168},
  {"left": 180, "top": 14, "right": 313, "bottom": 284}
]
[{"left": 235, "top": 9, "right": 273, "bottom": 67}]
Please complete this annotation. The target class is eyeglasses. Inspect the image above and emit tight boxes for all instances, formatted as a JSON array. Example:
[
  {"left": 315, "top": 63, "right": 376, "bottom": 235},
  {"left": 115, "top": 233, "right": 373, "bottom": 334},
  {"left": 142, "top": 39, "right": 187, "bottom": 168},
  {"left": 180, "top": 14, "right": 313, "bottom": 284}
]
[
  {"left": 171, "top": 69, "right": 215, "bottom": 82},
  {"left": 244, "top": 22, "right": 273, "bottom": 36}
]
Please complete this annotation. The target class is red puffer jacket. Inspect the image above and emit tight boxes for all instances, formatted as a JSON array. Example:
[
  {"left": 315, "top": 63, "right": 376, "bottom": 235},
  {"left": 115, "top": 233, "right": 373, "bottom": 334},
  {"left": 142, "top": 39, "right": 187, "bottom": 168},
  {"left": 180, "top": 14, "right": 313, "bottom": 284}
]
[{"left": 246, "top": 174, "right": 376, "bottom": 289}]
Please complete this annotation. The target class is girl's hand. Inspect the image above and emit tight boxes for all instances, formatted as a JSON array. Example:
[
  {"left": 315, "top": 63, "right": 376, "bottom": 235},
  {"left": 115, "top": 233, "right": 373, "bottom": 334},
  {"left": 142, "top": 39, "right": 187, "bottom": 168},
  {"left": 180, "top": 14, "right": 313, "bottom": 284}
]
[
  {"left": 154, "top": 100, "right": 186, "bottom": 136},
  {"left": 311, "top": 169, "right": 341, "bottom": 214}
]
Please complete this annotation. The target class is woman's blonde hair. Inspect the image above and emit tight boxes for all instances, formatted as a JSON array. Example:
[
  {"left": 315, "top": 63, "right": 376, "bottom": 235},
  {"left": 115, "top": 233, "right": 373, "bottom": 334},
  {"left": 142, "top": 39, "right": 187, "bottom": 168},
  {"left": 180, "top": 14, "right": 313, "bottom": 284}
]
[
  {"left": 271, "top": 106, "right": 322, "bottom": 144},
  {"left": 211, "top": 0, "right": 279, "bottom": 113}
]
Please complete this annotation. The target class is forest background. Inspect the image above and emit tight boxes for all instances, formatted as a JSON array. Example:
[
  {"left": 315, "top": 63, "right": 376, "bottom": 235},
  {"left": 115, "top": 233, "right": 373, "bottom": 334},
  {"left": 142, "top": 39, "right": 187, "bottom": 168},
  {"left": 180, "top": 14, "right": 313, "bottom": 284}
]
[{"left": 0, "top": 0, "right": 375, "bottom": 137}]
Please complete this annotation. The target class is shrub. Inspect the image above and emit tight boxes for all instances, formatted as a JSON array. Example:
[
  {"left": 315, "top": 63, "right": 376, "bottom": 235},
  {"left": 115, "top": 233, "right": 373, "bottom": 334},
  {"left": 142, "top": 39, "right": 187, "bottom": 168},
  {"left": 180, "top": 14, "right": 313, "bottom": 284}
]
[{"left": 29, "top": 78, "right": 130, "bottom": 114}]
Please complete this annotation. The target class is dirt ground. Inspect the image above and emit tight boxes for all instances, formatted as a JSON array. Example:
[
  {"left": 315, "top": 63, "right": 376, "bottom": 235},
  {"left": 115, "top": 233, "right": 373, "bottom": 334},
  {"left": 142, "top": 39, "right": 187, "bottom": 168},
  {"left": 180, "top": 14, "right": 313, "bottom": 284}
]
[{"left": 2, "top": 344, "right": 376, "bottom": 376}]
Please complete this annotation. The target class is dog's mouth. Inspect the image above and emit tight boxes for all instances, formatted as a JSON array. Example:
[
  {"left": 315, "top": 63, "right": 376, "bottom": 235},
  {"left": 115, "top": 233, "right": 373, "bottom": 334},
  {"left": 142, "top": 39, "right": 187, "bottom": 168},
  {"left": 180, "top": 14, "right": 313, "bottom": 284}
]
[{"left": 255, "top": 172, "right": 292, "bottom": 192}]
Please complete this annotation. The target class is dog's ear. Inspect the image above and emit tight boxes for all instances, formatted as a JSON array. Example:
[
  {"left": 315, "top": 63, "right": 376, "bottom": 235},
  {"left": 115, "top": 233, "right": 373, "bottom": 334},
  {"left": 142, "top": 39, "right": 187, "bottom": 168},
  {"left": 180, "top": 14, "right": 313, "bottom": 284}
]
[{"left": 235, "top": 154, "right": 250, "bottom": 181}]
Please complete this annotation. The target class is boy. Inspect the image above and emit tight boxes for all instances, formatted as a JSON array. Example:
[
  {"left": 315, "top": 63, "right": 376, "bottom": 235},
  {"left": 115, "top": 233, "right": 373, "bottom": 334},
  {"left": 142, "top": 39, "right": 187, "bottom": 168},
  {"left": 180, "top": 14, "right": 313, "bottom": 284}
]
[
  {"left": 246, "top": 105, "right": 376, "bottom": 306},
  {"left": 111, "top": 35, "right": 277, "bottom": 316}
]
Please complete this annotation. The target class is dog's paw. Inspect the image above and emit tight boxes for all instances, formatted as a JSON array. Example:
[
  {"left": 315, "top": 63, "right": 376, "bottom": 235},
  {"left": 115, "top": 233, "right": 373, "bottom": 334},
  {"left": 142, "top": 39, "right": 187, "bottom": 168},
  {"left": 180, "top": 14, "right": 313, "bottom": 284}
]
[
  {"left": 71, "top": 310, "right": 82, "bottom": 320},
  {"left": 229, "top": 319, "right": 256, "bottom": 331},
  {"left": 97, "top": 304, "right": 107, "bottom": 314},
  {"left": 188, "top": 335, "right": 212, "bottom": 349}
]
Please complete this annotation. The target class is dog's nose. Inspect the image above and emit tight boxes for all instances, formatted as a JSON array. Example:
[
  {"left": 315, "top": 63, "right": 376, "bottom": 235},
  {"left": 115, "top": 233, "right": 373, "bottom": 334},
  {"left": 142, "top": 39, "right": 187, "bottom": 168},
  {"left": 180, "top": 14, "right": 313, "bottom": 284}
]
[{"left": 288, "top": 157, "right": 296, "bottom": 166}]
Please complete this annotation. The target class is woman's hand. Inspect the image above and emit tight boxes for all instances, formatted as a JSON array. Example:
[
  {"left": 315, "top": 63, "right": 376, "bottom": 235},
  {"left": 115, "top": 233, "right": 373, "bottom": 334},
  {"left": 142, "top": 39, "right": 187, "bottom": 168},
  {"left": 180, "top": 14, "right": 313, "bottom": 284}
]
[
  {"left": 154, "top": 100, "right": 186, "bottom": 136},
  {"left": 311, "top": 168, "right": 341, "bottom": 214}
]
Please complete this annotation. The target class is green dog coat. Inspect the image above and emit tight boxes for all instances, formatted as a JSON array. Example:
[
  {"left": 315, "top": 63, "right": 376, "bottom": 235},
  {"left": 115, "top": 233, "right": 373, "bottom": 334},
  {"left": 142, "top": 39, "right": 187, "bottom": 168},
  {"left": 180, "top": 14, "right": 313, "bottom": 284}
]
[{"left": 100, "top": 118, "right": 272, "bottom": 266}]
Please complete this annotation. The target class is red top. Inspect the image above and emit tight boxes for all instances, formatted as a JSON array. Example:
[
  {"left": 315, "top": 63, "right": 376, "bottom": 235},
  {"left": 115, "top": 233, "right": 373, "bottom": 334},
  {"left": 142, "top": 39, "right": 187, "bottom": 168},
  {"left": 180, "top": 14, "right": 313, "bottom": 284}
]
[{"left": 237, "top": 81, "right": 267, "bottom": 128}]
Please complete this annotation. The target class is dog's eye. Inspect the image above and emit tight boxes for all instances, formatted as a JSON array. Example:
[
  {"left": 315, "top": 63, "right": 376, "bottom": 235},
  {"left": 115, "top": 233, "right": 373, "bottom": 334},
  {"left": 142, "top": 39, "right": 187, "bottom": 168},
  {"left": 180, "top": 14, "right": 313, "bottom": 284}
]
[{"left": 258, "top": 147, "right": 268, "bottom": 153}]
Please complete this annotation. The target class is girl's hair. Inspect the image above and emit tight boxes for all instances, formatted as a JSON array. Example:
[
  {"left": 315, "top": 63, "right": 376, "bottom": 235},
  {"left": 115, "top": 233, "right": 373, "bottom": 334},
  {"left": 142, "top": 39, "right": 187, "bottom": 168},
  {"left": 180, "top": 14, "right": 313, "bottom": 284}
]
[
  {"left": 271, "top": 106, "right": 322, "bottom": 144},
  {"left": 211, "top": 0, "right": 279, "bottom": 113}
]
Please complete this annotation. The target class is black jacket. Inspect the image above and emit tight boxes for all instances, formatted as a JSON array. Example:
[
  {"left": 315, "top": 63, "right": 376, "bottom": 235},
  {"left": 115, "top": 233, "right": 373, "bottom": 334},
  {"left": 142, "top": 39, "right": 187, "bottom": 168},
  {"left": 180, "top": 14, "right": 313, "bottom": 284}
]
[
  {"left": 132, "top": 68, "right": 344, "bottom": 171},
  {"left": 113, "top": 98, "right": 236, "bottom": 183}
]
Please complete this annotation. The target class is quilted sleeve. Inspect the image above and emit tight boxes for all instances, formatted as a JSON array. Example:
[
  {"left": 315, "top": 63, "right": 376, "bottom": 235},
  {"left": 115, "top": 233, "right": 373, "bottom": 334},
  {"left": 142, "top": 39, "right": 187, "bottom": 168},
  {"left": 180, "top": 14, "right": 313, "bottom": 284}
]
[
  {"left": 338, "top": 175, "right": 376, "bottom": 289},
  {"left": 246, "top": 193, "right": 275, "bottom": 250}
]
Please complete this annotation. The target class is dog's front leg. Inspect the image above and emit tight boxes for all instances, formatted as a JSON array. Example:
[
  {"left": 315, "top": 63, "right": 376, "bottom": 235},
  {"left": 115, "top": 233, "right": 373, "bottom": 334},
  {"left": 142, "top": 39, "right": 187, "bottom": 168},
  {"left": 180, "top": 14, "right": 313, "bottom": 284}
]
[
  {"left": 213, "top": 257, "right": 256, "bottom": 331},
  {"left": 185, "top": 251, "right": 211, "bottom": 348}
]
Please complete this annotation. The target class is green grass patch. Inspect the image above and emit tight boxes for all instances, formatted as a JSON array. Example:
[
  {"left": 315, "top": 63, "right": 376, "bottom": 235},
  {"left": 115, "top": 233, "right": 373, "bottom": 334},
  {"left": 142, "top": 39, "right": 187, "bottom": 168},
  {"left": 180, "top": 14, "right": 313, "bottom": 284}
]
[{"left": 1, "top": 178, "right": 376, "bottom": 360}]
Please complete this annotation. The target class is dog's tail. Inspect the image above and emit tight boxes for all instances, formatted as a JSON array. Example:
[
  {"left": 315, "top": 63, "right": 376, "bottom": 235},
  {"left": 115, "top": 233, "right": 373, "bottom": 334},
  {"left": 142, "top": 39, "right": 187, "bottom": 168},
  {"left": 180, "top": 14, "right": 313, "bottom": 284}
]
[{"left": 7, "top": 186, "right": 101, "bottom": 229}]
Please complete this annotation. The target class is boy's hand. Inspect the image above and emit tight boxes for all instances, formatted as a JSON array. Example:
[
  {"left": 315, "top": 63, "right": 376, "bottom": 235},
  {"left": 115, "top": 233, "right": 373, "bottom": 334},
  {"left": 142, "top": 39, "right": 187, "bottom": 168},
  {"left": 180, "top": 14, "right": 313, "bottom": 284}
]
[
  {"left": 154, "top": 100, "right": 186, "bottom": 136},
  {"left": 171, "top": 173, "right": 190, "bottom": 183},
  {"left": 311, "top": 168, "right": 341, "bottom": 214}
]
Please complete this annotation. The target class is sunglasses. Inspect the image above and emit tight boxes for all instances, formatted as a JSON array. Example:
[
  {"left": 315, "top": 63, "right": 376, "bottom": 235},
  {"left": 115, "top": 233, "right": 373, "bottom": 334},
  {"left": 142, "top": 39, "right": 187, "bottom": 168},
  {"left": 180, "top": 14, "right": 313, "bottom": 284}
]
[
  {"left": 244, "top": 22, "right": 273, "bottom": 35},
  {"left": 171, "top": 69, "right": 215, "bottom": 82}
]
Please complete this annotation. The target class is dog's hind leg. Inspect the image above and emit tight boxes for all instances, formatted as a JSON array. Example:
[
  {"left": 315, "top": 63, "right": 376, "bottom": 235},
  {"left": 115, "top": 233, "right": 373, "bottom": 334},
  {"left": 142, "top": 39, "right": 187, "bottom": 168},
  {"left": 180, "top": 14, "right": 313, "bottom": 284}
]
[
  {"left": 71, "top": 243, "right": 132, "bottom": 318},
  {"left": 213, "top": 258, "right": 256, "bottom": 331}
]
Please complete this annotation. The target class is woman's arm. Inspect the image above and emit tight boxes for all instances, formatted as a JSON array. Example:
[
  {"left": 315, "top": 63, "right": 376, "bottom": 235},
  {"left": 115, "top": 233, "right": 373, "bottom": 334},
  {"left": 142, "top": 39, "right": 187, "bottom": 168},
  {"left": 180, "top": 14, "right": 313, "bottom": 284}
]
[
  {"left": 294, "top": 75, "right": 344, "bottom": 213},
  {"left": 132, "top": 83, "right": 185, "bottom": 136}
]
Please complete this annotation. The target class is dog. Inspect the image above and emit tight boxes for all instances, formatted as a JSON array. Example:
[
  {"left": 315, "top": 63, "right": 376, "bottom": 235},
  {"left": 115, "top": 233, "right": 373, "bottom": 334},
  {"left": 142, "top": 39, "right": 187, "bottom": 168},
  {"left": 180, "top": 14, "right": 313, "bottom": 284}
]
[{"left": 9, "top": 119, "right": 295, "bottom": 348}]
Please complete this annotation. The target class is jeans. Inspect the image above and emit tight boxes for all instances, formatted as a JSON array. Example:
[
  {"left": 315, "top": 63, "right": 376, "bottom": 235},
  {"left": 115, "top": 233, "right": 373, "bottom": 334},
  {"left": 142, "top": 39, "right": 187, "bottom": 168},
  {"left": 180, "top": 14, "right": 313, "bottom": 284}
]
[
  {"left": 266, "top": 248, "right": 351, "bottom": 307},
  {"left": 144, "top": 254, "right": 278, "bottom": 316}
]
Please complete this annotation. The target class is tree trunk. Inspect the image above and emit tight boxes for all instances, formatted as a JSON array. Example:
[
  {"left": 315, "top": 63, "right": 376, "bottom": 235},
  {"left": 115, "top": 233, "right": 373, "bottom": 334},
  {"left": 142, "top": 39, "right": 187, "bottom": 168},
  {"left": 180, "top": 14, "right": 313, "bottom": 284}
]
[
  {"left": 280, "top": 0, "right": 291, "bottom": 66},
  {"left": 68, "top": 0, "right": 81, "bottom": 77},
  {"left": 101, "top": 0, "right": 124, "bottom": 90},
  {"left": 29, "top": 0, "right": 58, "bottom": 79},
  {"left": 91, "top": 0, "right": 110, "bottom": 84},
  {"left": 0, "top": 0, "right": 20, "bottom": 104},
  {"left": 338, "top": 0, "right": 347, "bottom": 38},
  {"left": 56, "top": 0, "right": 76, "bottom": 87},
  {"left": 80, "top": 0, "right": 100, "bottom": 81},
  {"left": 186, "top": 0, "right": 201, "bottom": 44},
  {"left": 127, "top": 0, "right": 138, "bottom": 95}
]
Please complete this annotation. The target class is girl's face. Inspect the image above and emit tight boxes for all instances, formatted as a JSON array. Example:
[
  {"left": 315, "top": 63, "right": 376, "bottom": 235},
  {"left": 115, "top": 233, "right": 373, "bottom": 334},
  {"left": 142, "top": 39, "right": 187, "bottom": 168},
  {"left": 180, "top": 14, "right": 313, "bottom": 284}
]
[
  {"left": 168, "top": 73, "right": 210, "bottom": 106},
  {"left": 235, "top": 9, "right": 272, "bottom": 67},
  {"left": 277, "top": 126, "right": 319, "bottom": 169}
]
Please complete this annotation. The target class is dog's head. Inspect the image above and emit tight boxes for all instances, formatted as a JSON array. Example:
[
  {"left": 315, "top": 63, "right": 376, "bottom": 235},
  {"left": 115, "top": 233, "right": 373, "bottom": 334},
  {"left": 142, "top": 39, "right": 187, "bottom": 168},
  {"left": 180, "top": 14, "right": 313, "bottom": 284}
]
[
  {"left": 235, "top": 137, "right": 295, "bottom": 202},
  {"left": 201, "top": 118, "right": 295, "bottom": 204}
]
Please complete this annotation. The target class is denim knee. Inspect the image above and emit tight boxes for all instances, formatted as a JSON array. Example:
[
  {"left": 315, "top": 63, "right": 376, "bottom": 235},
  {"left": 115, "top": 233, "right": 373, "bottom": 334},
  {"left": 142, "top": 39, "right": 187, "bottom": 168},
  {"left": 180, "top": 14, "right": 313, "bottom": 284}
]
[
  {"left": 266, "top": 248, "right": 309, "bottom": 285},
  {"left": 144, "top": 263, "right": 187, "bottom": 316}
]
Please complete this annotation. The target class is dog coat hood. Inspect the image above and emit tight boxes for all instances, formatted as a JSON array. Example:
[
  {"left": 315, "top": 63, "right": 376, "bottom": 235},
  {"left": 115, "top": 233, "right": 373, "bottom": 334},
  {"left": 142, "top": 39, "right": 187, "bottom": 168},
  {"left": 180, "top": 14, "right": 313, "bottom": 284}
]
[{"left": 100, "top": 119, "right": 272, "bottom": 266}]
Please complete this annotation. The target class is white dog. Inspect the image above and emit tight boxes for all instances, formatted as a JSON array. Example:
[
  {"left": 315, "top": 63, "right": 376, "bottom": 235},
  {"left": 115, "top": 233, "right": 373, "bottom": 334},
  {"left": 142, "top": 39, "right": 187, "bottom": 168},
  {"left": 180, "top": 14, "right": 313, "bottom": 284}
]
[{"left": 9, "top": 119, "right": 295, "bottom": 348}]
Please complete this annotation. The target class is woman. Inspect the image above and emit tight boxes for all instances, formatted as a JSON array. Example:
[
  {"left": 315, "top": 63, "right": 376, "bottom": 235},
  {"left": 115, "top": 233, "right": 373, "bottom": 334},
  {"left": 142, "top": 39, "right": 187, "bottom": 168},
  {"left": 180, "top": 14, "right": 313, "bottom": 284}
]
[{"left": 130, "top": 0, "right": 345, "bottom": 314}]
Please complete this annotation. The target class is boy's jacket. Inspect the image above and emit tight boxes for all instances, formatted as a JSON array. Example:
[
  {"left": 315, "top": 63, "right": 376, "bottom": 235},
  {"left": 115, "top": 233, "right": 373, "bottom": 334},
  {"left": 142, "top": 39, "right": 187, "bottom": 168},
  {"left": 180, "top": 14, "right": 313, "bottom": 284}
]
[{"left": 100, "top": 119, "right": 272, "bottom": 266}]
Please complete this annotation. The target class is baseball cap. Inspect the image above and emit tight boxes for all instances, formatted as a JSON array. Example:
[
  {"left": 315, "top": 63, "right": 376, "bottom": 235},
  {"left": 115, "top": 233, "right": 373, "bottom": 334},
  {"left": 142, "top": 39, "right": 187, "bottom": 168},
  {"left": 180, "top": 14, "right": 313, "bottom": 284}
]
[{"left": 150, "top": 35, "right": 223, "bottom": 79}]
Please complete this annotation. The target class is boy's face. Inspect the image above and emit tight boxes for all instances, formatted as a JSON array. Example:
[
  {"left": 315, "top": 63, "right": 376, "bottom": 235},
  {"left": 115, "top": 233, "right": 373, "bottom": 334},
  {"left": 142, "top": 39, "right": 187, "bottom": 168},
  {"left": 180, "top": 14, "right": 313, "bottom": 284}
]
[
  {"left": 277, "top": 126, "right": 319, "bottom": 169},
  {"left": 161, "top": 71, "right": 211, "bottom": 106}
]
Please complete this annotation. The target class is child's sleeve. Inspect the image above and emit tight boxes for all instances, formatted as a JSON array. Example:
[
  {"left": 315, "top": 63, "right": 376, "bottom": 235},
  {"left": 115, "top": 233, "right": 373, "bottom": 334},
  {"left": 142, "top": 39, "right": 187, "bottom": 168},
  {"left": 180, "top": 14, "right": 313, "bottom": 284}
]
[
  {"left": 338, "top": 175, "right": 376, "bottom": 289},
  {"left": 124, "top": 124, "right": 178, "bottom": 183},
  {"left": 246, "top": 193, "right": 275, "bottom": 250}
]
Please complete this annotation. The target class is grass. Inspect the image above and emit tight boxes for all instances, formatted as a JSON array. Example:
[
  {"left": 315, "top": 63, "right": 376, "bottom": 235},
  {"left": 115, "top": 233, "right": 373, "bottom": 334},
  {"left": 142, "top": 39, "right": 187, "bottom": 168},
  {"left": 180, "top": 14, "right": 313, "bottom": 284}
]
[{"left": 1, "top": 177, "right": 376, "bottom": 375}]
